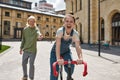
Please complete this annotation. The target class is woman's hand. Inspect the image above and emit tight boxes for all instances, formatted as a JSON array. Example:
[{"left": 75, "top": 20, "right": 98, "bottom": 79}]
[
  {"left": 57, "top": 59, "right": 64, "bottom": 65},
  {"left": 76, "top": 58, "right": 83, "bottom": 64},
  {"left": 38, "top": 35, "right": 43, "bottom": 40},
  {"left": 20, "top": 49, "right": 23, "bottom": 55}
]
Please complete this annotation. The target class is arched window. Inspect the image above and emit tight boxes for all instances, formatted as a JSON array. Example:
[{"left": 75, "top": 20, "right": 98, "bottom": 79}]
[
  {"left": 80, "top": 0, "right": 82, "bottom": 10},
  {"left": 53, "top": 32, "right": 56, "bottom": 37},
  {"left": 79, "top": 23, "right": 83, "bottom": 43},
  {"left": 75, "top": 0, "right": 77, "bottom": 12},
  {"left": 112, "top": 13, "right": 120, "bottom": 46},
  {"left": 45, "top": 32, "right": 49, "bottom": 36},
  {"left": 71, "top": 0, "right": 73, "bottom": 12},
  {"left": 101, "top": 19, "right": 104, "bottom": 40}
]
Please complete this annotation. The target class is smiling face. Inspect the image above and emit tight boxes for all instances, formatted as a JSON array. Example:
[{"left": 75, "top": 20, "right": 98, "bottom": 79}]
[
  {"left": 27, "top": 16, "right": 36, "bottom": 28},
  {"left": 63, "top": 14, "right": 75, "bottom": 30},
  {"left": 28, "top": 19, "right": 35, "bottom": 27}
]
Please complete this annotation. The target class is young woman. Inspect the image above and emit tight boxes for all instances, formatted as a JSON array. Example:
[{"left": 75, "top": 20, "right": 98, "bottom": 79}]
[
  {"left": 20, "top": 16, "right": 43, "bottom": 80},
  {"left": 50, "top": 14, "right": 83, "bottom": 80}
]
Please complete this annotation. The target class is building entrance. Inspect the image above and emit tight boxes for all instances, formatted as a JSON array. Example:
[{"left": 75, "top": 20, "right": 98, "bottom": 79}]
[
  {"left": 112, "top": 13, "right": 120, "bottom": 46},
  {"left": 4, "top": 21, "right": 10, "bottom": 36},
  {"left": 14, "top": 28, "right": 23, "bottom": 39}
]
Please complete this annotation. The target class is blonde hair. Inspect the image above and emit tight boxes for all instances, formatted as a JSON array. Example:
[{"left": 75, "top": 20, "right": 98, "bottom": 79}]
[
  {"left": 26, "top": 16, "right": 36, "bottom": 27},
  {"left": 63, "top": 14, "right": 75, "bottom": 23}
]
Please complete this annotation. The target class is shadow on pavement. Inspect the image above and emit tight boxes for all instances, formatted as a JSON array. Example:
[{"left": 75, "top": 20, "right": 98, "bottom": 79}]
[
  {"left": 100, "top": 56, "right": 119, "bottom": 64},
  {"left": 80, "top": 44, "right": 120, "bottom": 56},
  {"left": 78, "top": 44, "right": 120, "bottom": 63}
]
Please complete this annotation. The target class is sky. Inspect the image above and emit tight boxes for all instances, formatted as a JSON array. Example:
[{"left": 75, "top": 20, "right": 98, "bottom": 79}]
[{"left": 25, "top": 0, "right": 66, "bottom": 11}]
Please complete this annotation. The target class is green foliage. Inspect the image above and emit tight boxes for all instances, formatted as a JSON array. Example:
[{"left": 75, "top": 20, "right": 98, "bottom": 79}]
[{"left": 0, "top": 45, "right": 10, "bottom": 53}]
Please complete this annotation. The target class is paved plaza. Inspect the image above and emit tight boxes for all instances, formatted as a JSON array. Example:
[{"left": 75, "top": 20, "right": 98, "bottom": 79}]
[{"left": 0, "top": 41, "right": 120, "bottom": 80}]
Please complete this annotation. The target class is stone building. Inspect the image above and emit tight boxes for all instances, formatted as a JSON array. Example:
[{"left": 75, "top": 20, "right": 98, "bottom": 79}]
[
  {"left": 33, "top": 0, "right": 55, "bottom": 14},
  {"left": 0, "top": 0, "right": 64, "bottom": 40},
  {"left": 65, "top": 0, "right": 120, "bottom": 46},
  {"left": 56, "top": 9, "right": 66, "bottom": 15}
]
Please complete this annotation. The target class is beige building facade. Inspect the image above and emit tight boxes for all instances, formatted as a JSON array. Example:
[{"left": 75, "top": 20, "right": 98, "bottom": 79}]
[
  {"left": 0, "top": 0, "right": 64, "bottom": 40},
  {"left": 65, "top": 0, "right": 120, "bottom": 46}
]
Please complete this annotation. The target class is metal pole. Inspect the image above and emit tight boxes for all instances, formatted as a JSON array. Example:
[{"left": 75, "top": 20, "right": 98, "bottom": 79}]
[
  {"left": 88, "top": 0, "right": 90, "bottom": 44},
  {"left": 51, "top": 26, "right": 52, "bottom": 43},
  {"left": 0, "top": 7, "right": 2, "bottom": 50},
  {"left": 98, "top": 0, "right": 101, "bottom": 56}
]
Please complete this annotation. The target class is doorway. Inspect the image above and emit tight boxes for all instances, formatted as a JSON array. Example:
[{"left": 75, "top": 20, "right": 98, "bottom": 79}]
[{"left": 4, "top": 21, "right": 10, "bottom": 36}]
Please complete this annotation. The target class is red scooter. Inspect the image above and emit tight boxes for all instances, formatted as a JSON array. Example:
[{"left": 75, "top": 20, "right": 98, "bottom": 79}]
[{"left": 53, "top": 60, "right": 88, "bottom": 80}]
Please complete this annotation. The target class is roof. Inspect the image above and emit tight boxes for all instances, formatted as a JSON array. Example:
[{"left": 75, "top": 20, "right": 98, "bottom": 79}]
[
  {"left": 22, "top": 0, "right": 32, "bottom": 3},
  {"left": 0, "top": 3, "right": 64, "bottom": 18}
]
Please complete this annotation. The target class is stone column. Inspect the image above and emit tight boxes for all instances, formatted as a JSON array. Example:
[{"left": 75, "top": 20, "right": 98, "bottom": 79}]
[{"left": 90, "top": 0, "right": 99, "bottom": 43}]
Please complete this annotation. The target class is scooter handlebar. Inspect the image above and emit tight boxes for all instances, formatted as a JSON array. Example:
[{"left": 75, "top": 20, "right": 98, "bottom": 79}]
[{"left": 52, "top": 60, "right": 88, "bottom": 77}]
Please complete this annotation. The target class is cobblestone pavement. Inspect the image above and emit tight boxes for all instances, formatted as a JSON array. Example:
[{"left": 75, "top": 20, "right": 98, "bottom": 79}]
[{"left": 0, "top": 41, "right": 120, "bottom": 80}]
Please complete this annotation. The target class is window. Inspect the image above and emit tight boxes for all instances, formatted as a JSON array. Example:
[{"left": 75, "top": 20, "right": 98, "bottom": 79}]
[
  {"left": 75, "top": 0, "right": 77, "bottom": 12},
  {"left": 112, "top": 13, "right": 120, "bottom": 45},
  {"left": 13, "top": 0, "right": 18, "bottom": 5},
  {"left": 37, "top": 24, "right": 41, "bottom": 28},
  {"left": 101, "top": 19, "right": 104, "bottom": 28},
  {"left": 27, "top": 4, "right": 31, "bottom": 9},
  {"left": 37, "top": 16, "right": 41, "bottom": 20},
  {"left": 53, "top": 19, "right": 56, "bottom": 22},
  {"left": 112, "top": 22, "right": 115, "bottom": 26},
  {"left": 71, "top": 1, "right": 73, "bottom": 12},
  {"left": 17, "top": 13, "right": 21, "bottom": 18},
  {"left": 119, "top": 21, "right": 120, "bottom": 26},
  {"left": 16, "top": 22, "right": 21, "bottom": 27},
  {"left": 80, "top": 0, "right": 82, "bottom": 10},
  {"left": 4, "top": 21, "right": 10, "bottom": 35},
  {"left": 3, "top": 0, "right": 9, "bottom": 3},
  {"left": 101, "top": 19, "right": 104, "bottom": 40},
  {"left": 5, "top": 12, "right": 10, "bottom": 17},
  {"left": 45, "top": 32, "right": 49, "bottom": 36},
  {"left": 46, "top": 25, "right": 49, "bottom": 28},
  {"left": 53, "top": 26, "right": 56, "bottom": 28},
  {"left": 53, "top": 32, "right": 56, "bottom": 36},
  {"left": 28, "top": 15, "right": 31, "bottom": 17},
  {"left": 60, "top": 20, "right": 63, "bottom": 23},
  {"left": 115, "top": 22, "right": 118, "bottom": 26},
  {"left": 46, "top": 18, "right": 49, "bottom": 22}
]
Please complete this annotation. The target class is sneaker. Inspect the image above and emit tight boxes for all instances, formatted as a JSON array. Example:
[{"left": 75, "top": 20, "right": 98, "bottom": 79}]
[
  {"left": 68, "top": 78, "right": 73, "bottom": 80},
  {"left": 22, "top": 77, "right": 27, "bottom": 80},
  {"left": 30, "top": 78, "right": 34, "bottom": 80},
  {"left": 67, "top": 77, "right": 73, "bottom": 80}
]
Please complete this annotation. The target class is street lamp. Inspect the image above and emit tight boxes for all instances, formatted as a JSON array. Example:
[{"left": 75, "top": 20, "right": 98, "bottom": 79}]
[
  {"left": 0, "top": 8, "right": 2, "bottom": 50},
  {"left": 51, "top": 26, "right": 53, "bottom": 43},
  {"left": 98, "top": 0, "right": 101, "bottom": 56},
  {"left": 88, "top": 0, "right": 90, "bottom": 44}
]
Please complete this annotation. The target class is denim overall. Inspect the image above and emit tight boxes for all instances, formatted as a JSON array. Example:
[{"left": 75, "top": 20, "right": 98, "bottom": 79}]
[{"left": 50, "top": 27, "right": 74, "bottom": 80}]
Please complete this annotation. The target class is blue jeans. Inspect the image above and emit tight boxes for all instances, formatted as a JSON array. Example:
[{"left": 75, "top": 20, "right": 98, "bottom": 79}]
[{"left": 50, "top": 51, "right": 74, "bottom": 80}]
